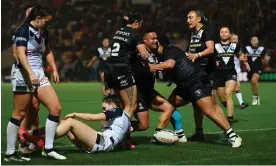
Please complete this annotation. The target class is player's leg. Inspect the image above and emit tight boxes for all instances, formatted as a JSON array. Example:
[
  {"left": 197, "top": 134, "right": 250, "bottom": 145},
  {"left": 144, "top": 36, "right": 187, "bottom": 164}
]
[
  {"left": 235, "top": 80, "right": 248, "bottom": 109},
  {"left": 167, "top": 92, "right": 190, "bottom": 142},
  {"left": 251, "top": 73, "right": 260, "bottom": 105},
  {"left": 114, "top": 85, "right": 137, "bottom": 118},
  {"left": 132, "top": 98, "right": 149, "bottom": 131},
  {"left": 99, "top": 71, "right": 107, "bottom": 96},
  {"left": 195, "top": 96, "right": 242, "bottom": 147},
  {"left": 224, "top": 80, "right": 236, "bottom": 123},
  {"left": 36, "top": 85, "right": 65, "bottom": 160},
  {"left": 217, "top": 87, "right": 226, "bottom": 107},
  {"left": 55, "top": 118, "right": 98, "bottom": 151},
  {"left": 5, "top": 92, "right": 32, "bottom": 162}
]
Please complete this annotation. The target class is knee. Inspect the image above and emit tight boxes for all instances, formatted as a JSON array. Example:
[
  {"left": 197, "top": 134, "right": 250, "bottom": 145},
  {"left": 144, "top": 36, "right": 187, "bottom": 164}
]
[
  {"left": 49, "top": 104, "right": 62, "bottom": 116},
  {"left": 13, "top": 109, "right": 27, "bottom": 121},
  {"left": 139, "top": 123, "right": 149, "bottom": 131},
  {"left": 224, "top": 90, "right": 232, "bottom": 98}
]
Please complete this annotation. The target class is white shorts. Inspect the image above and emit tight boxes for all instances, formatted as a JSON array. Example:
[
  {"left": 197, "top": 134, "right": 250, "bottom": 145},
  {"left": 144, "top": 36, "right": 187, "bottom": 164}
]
[
  {"left": 87, "top": 132, "right": 116, "bottom": 153},
  {"left": 11, "top": 64, "right": 50, "bottom": 92}
]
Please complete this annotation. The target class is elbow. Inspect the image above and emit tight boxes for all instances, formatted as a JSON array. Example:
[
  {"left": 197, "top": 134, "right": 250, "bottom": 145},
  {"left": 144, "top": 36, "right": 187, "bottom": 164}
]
[{"left": 208, "top": 48, "right": 214, "bottom": 54}]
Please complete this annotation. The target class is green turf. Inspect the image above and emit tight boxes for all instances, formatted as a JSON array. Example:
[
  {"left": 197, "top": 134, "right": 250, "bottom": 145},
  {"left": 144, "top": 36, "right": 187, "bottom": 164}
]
[{"left": 1, "top": 82, "right": 276, "bottom": 165}]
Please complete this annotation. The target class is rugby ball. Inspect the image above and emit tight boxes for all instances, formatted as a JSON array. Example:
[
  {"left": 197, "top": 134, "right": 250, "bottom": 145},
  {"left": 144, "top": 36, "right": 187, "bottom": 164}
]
[{"left": 153, "top": 129, "right": 178, "bottom": 144}]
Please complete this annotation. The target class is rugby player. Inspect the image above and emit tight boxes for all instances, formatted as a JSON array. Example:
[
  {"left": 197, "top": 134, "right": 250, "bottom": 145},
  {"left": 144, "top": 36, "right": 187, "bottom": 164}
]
[
  {"left": 23, "top": 95, "right": 131, "bottom": 153},
  {"left": 105, "top": 12, "right": 150, "bottom": 118},
  {"left": 149, "top": 34, "right": 242, "bottom": 148},
  {"left": 185, "top": 10, "right": 225, "bottom": 140},
  {"left": 244, "top": 36, "right": 269, "bottom": 105},
  {"left": 131, "top": 30, "right": 186, "bottom": 142},
  {"left": 214, "top": 27, "right": 248, "bottom": 123},
  {"left": 87, "top": 38, "right": 113, "bottom": 96},
  {"left": 5, "top": 6, "right": 65, "bottom": 161},
  {"left": 230, "top": 33, "right": 249, "bottom": 109}
]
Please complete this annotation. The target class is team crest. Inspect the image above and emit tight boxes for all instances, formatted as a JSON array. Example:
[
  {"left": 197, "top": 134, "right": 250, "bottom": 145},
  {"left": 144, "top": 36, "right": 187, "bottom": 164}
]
[{"left": 195, "top": 89, "right": 202, "bottom": 97}]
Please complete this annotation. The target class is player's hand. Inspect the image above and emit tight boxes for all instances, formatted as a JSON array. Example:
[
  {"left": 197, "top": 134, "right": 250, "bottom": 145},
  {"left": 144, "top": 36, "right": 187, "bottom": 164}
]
[
  {"left": 65, "top": 113, "right": 76, "bottom": 119},
  {"left": 245, "top": 63, "right": 251, "bottom": 72},
  {"left": 53, "top": 71, "right": 60, "bottom": 84},
  {"left": 29, "top": 72, "right": 39, "bottom": 86},
  {"left": 186, "top": 52, "right": 198, "bottom": 62}
]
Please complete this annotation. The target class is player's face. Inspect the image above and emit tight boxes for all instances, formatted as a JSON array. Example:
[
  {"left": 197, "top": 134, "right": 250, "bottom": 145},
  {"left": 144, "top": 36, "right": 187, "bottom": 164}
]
[
  {"left": 102, "top": 102, "right": 115, "bottom": 112},
  {"left": 251, "top": 37, "right": 259, "bottom": 47},
  {"left": 36, "top": 15, "right": 52, "bottom": 29},
  {"left": 102, "top": 39, "right": 109, "bottom": 48},
  {"left": 144, "top": 32, "right": 158, "bottom": 50},
  {"left": 187, "top": 12, "right": 200, "bottom": 29},
  {"left": 230, "top": 35, "right": 239, "bottom": 43},
  {"left": 220, "top": 27, "right": 230, "bottom": 41}
]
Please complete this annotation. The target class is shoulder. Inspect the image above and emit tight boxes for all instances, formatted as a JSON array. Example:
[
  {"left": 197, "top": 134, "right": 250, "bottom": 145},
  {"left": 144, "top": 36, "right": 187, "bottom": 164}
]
[{"left": 15, "top": 23, "right": 29, "bottom": 34}]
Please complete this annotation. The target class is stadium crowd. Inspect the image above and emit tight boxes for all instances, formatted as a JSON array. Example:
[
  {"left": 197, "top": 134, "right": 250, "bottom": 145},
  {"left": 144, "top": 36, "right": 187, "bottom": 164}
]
[{"left": 2, "top": 0, "right": 276, "bottom": 81}]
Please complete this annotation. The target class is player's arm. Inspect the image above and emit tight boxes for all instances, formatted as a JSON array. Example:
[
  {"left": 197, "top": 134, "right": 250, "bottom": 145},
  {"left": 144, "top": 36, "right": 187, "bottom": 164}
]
[
  {"left": 149, "top": 59, "right": 175, "bottom": 72},
  {"left": 137, "top": 44, "right": 150, "bottom": 60},
  {"left": 45, "top": 44, "right": 60, "bottom": 83},
  {"left": 236, "top": 46, "right": 251, "bottom": 71},
  {"left": 65, "top": 112, "right": 106, "bottom": 121},
  {"left": 87, "top": 56, "right": 98, "bottom": 68}
]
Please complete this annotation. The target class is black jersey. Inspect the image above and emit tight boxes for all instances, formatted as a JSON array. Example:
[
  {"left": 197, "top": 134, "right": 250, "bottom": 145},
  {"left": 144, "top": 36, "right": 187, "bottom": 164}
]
[
  {"left": 244, "top": 45, "right": 266, "bottom": 67},
  {"left": 214, "top": 42, "right": 241, "bottom": 70},
  {"left": 132, "top": 53, "right": 158, "bottom": 89},
  {"left": 163, "top": 45, "right": 204, "bottom": 86},
  {"left": 109, "top": 26, "right": 143, "bottom": 67},
  {"left": 188, "top": 26, "right": 214, "bottom": 72}
]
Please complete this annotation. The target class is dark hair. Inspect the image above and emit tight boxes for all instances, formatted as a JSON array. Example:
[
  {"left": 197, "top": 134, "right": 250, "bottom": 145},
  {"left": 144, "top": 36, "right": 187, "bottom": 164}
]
[
  {"left": 193, "top": 10, "right": 208, "bottom": 25},
  {"left": 143, "top": 28, "right": 157, "bottom": 37},
  {"left": 158, "top": 34, "right": 170, "bottom": 47},
  {"left": 123, "top": 11, "right": 143, "bottom": 26},
  {"left": 25, "top": 6, "right": 51, "bottom": 23},
  {"left": 102, "top": 94, "right": 121, "bottom": 107}
]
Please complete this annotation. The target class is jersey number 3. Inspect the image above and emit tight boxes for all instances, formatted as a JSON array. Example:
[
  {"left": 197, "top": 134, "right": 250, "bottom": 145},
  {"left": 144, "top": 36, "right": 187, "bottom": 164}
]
[{"left": 111, "top": 42, "right": 120, "bottom": 56}]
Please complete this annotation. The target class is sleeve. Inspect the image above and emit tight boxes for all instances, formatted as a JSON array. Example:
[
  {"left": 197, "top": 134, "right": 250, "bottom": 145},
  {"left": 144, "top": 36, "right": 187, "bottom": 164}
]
[
  {"left": 202, "top": 27, "right": 214, "bottom": 42},
  {"left": 14, "top": 25, "right": 29, "bottom": 47},
  {"left": 261, "top": 47, "right": 267, "bottom": 57},
  {"left": 164, "top": 47, "right": 178, "bottom": 61},
  {"left": 132, "top": 31, "right": 143, "bottom": 46},
  {"left": 104, "top": 108, "right": 123, "bottom": 120}
]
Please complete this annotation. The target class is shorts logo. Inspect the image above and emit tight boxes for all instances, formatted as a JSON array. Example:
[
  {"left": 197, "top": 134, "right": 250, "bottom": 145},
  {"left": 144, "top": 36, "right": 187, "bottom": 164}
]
[
  {"left": 139, "top": 102, "right": 144, "bottom": 110},
  {"left": 258, "top": 70, "right": 262, "bottom": 74},
  {"left": 232, "top": 75, "right": 237, "bottom": 79},
  {"left": 195, "top": 89, "right": 202, "bottom": 97},
  {"left": 120, "top": 79, "right": 128, "bottom": 87}
]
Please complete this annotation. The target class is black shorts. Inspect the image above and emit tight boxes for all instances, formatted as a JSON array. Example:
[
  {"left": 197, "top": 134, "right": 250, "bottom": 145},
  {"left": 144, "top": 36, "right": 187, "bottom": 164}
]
[
  {"left": 207, "top": 72, "right": 217, "bottom": 89},
  {"left": 137, "top": 88, "right": 160, "bottom": 112},
  {"left": 215, "top": 70, "right": 237, "bottom": 88},
  {"left": 98, "top": 60, "right": 107, "bottom": 73},
  {"left": 104, "top": 64, "right": 135, "bottom": 90},
  {"left": 248, "top": 65, "right": 263, "bottom": 79},
  {"left": 173, "top": 77, "right": 212, "bottom": 103}
]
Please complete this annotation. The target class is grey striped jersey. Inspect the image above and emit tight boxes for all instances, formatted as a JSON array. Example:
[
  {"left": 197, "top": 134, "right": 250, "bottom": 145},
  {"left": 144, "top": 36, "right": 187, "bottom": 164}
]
[{"left": 13, "top": 23, "right": 48, "bottom": 69}]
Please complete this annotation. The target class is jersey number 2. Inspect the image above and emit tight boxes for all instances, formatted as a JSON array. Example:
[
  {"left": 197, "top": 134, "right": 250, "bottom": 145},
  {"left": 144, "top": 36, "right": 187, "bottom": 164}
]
[{"left": 111, "top": 42, "right": 120, "bottom": 56}]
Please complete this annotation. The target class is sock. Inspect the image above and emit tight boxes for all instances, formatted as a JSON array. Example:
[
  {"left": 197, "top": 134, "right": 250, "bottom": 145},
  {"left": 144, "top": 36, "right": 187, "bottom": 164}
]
[
  {"left": 235, "top": 91, "right": 244, "bottom": 105},
  {"left": 195, "top": 128, "right": 203, "bottom": 135},
  {"left": 155, "top": 128, "right": 162, "bottom": 132},
  {"left": 170, "top": 109, "right": 183, "bottom": 130},
  {"left": 222, "top": 102, "right": 227, "bottom": 108},
  {"left": 224, "top": 128, "right": 238, "bottom": 139},
  {"left": 175, "top": 129, "right": 185, "bottom": 138},
  {"left": 253, "top": 95, "right": 259, "bottom": 98},
  {"left": 45, "top": 114, "right": 59, "bottom": 150},
  {"left": 228, "top": 116, "right": 234, "bottom": 120},
  {"left": 6, "top": 118, "right": 21, "bottom": 155},
  {"left": 28, "top": 130, "right": 34, "bottom": 135}
]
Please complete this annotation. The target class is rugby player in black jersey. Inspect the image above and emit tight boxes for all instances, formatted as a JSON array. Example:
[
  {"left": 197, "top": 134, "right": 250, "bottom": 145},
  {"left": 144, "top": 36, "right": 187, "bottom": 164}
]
[
  {"left": 131, "top": 30, "right": 186, "bottom": 143},
  {"left": 214, "top": 27, "right": 248, "bottom": 124},
  {"left": 244, "top": 36, "right": 269, "bottom": 105},
  {"left": 149, "top": 34, "right": 242, "bottom": 148},
  {"left": 105, "top": 12, "right": 150, "bottom": 118},
  {"left": 185, "top": 10, "right": 225, "bottom": 140}
]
